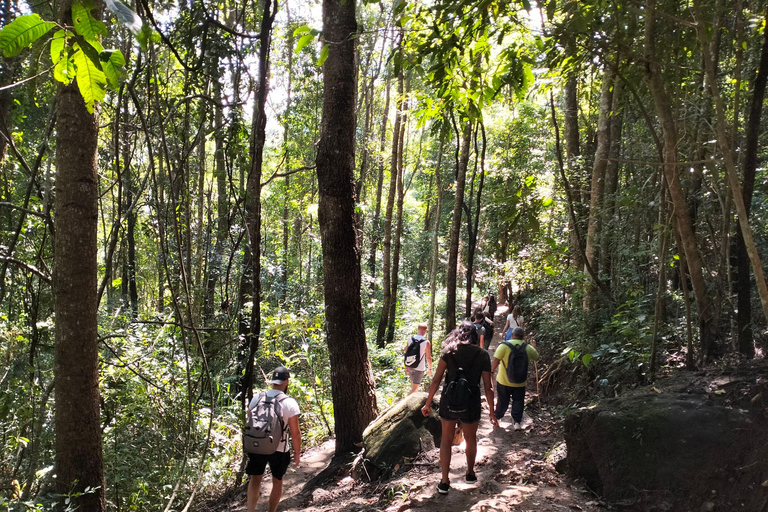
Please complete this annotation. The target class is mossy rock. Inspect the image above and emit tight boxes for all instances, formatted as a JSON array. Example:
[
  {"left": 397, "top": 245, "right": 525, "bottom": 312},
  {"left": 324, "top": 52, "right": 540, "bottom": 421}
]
[{"left": 356, "top": 392, "right": 441, "bottom": 480}]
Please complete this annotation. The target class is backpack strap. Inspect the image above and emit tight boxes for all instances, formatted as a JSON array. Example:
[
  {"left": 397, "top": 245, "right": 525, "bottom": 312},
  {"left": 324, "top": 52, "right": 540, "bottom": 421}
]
[{"left": 269, "top": 391, "right": 291, "bottom": 442}]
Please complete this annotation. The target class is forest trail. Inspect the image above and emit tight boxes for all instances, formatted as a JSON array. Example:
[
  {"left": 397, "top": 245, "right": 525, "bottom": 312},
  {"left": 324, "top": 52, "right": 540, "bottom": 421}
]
[{"left": 211, "top": 309, "right": 603, "bottom": 512}]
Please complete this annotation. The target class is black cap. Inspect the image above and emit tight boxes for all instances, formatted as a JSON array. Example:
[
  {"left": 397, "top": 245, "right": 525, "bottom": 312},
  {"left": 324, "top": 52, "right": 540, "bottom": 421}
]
[{"left": 270, "top": 366, "right": 290, "bottom": 385}]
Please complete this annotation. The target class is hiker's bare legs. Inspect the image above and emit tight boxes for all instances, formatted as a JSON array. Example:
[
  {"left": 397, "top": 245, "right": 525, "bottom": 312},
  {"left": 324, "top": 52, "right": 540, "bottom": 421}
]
[
  {"left": 409, "top": 382, "right": 420, "bottom": 395},
  {"left": 268, "top": 478, "right": 284, "bottom": 512},
  {"left": 462, "top": 421, "right": 480, "bottom": 476},
  {"left": 247, "top": 475, "right": 263, "bottom": 512},
  {"left": 439, "top": 419, "right": 457, "bottom": 483}
]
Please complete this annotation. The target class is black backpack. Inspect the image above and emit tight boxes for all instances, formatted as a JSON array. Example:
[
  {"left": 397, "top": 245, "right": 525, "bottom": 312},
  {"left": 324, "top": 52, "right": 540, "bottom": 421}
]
[
  {"left": 404, "top": 336, "right": 425, "bottom": 368},
  {"left": 502, "top": 341, "right": 529, "bottom": 384},
  {"left": 444, "top": 350, "right": 482, "bottom": 413},
  {"left": 482, "top": 318, "right": 494, "bottom": 344}
]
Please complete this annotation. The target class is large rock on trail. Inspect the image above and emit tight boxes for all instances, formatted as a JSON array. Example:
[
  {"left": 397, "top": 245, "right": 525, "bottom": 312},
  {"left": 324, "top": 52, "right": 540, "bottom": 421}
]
[
  {"left": 357, "top": 392, "right": 441, "bottom": 480},
  {"left": 563, "top": 389, "right": 767, "bottom": 508}
]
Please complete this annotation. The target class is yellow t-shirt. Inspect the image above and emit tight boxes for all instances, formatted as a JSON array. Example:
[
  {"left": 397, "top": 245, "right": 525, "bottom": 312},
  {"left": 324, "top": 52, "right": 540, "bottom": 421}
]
[{"left": 493, "top": 340, "right": 539, "bottom": 387}]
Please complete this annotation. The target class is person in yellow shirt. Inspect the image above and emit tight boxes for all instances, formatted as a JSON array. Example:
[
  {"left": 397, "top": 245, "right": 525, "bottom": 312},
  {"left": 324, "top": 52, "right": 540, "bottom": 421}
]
[{"left": 491, "top": 327, "right": 539, "bottom": 431}]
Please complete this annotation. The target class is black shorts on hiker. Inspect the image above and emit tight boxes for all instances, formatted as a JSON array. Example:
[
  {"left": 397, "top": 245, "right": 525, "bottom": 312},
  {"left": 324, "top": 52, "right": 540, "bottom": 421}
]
[
  {"left": 246, "top": 451, "right": 292, "bottom": 480},
  {"left": 438, "top": 393, "right": 482, "bottom": 424}
]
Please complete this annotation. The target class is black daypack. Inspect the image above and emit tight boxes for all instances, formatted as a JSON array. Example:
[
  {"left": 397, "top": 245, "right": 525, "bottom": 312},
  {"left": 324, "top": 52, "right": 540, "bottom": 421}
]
[
  {"left": 243, "top": 392, "right": 288, "bottom": 455},
  {"left": 482, "top": 318, "right": 494, "bottom": 344},
  {"left": 444, "top": 350, "right": 482, "bottom": 414},
  {"left": 404, "top": 336, "right": 425, "bottom": 368},
  {"left": 502, "top": 341, "right": 529, "bottom": 384}
]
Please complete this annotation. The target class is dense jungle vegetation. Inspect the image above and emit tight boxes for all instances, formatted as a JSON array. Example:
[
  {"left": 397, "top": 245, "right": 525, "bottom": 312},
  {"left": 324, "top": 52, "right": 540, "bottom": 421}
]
[{"left": 1, "top": 0, "right": 767, "bottom": 509}]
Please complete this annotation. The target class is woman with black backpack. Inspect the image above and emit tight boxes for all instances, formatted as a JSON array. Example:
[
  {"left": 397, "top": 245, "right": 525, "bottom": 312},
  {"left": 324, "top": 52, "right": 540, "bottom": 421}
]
[{"left": 421, "top": 321, "right": 497, "bottom": 494}]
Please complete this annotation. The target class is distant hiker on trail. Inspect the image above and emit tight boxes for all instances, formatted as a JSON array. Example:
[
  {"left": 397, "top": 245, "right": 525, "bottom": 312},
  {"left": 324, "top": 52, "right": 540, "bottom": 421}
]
[
  {"left": 492, "top": 327, "right": 539, "bottom": 431},
  {"left": 421, "top": 321, "right": 497, "bottom": 494},
  {"left": 472, "top": 309, "right": 486, "bottom": 349},
  {"left": 503, "top": 304, "right": 525, "bottom": 340},
  {"left": 486, "top": 294, "right": 497, "bottom": 319},
  {"left": 404, "top": 323, "right": 432, "bottom": 395},
  {"left": 243, "top": 366, "right": 302, "bottom": 512}
]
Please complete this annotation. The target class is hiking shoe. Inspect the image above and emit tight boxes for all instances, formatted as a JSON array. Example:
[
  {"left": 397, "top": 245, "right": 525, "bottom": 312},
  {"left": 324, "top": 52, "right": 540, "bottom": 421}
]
[
  {"left": 465, "top": 472, "right": 478, "bottom": 484},
  {"left": 437, "top": 482, "right": 450, "bottom": 494},
  {"left": 514, "top": 422, "right": 522, "bottom": 431}
]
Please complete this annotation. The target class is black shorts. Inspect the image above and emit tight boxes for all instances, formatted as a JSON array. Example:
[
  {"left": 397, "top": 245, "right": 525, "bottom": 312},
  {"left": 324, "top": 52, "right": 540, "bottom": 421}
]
[
  {"left": 246, "top": 451, "right": 292, "bottom": 480},
  {"left": 438, "top": 392, "right": 482, "bottom": 424}
]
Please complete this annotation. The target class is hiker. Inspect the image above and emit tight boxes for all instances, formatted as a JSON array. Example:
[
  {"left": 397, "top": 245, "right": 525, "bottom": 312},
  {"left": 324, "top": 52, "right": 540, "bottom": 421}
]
[
  {"left": 481, "top": 311, "right": 494, "bottom": 352},
  {"left": 403, "top": 323, "right": 433, "bottom": 395},
  {"left": 503, "top": 304, "right": 525, "bottom": 340},
  {"left": 421, "top": 321, "right": 497, "bottom": 494},
  {"left": 487, "top": 294, "right": 497, "bottom": 319},
  {"left": 491, "top": 327, "right": 539, "bottom": 431},
  {"left": 244, "top": 366, "right": 302, "bottom": 512},
  {"left": 472, "top": 309, "right": 486, "bottom": 350}
]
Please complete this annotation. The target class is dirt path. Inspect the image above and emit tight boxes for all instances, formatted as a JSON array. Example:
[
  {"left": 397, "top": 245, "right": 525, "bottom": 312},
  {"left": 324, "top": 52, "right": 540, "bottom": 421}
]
[{"left": 213, "top": 309, "right": 605, "bottom": 512}]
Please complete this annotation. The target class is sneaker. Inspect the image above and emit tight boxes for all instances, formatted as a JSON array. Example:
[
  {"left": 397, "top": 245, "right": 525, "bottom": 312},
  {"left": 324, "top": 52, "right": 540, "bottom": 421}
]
[
  {"left": 465, "top": 472, "right": 477, "bottom": 484},
  {"left": 514, "top": 422, "right": 522, "bottom": 431},
  {"left": 437, "top": 481, "right": 450, "bottom": 494}
]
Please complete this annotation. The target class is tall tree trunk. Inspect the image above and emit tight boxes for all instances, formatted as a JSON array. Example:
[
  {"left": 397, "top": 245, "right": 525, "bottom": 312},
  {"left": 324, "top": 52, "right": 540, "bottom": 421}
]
[
  {"left": 734, "top": 4, "right": 768, "bottom": 359},
  {"left": 239, "top": 0, "right": 275, "bottom": 408},
  {"left": 367, "top": 78, "right": 390, "bottom": 285},
  {"left": 281, "top": 6, "right": 294, "bottom": 303},
  {"left": 445, "top": 121, "right": 472, "bottom": 333},
  {"left": 693, "top": 0, "right": 768, "bottom": 348},
  {"left": 563, "top": 75, "right": 584, "bottom": 270},
  {"left": 376, "top": 66, "right": 403, "bottom": 347},
  {"left": 583, "top": 63, "right": 615, "bottom": 311},
  {"left": 465, "top": 124, "right": 486, "bottom": 317},
  {"left": 599, "top": 81, "right": 623, "bottom": 283},
  {"left": 428, "top": 135, "right": 445, "bottom": 344},
  {"left": 386, "top": 96, "right": 408, "bottom": 345},
  {"left": 316, "top": 0, "right": 378, "bottom": 454},
  {"left": 124, "top": 101, "right": 138, "bottom": 318},
  {"left": 53, "top": 2, "right": 106, "bottom": 510},
  {"left": 204, "top": 79, "right": 227, "bottom": 322},
  {"left": 645, "top": 0, "right": 718, "bottom": 358}
]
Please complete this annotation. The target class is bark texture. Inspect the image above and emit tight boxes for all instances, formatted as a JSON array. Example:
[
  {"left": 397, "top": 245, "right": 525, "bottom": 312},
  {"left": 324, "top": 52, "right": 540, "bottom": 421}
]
[
  {"left": 316, "top": 0, "right": 378, "bottom": 453},
  {"left": 445, "top": 121, "right": 471, "bottom": 332},
  {"left": 54, "top": 2, "right": 106, "bottom": 508}
]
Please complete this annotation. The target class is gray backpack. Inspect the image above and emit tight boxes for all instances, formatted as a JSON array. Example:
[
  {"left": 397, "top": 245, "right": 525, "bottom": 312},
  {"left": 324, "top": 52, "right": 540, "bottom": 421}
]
[{"left": 243, "top": 392, "right": 288, "bottom": 455}]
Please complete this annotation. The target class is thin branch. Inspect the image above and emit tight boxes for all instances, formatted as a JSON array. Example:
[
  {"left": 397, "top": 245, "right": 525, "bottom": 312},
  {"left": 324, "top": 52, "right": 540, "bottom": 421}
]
[
  {"left": 205, "top": 15, "right": 260, "bottom": 39},
  {"left": 0, "top": 202, "right": 48, "bottom": 219},
  {"left": 0, "top": 256, "right": 51, "bottom": 283},
  {"left": 261, "top": 165, "right": 316, "bottom": 187},
  {"left": 0, "top": 65, "right": 54, "bottom": 92}
]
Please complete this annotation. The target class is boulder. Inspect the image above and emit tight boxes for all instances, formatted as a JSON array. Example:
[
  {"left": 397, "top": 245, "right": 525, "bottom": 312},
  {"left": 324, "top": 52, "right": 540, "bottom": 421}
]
[
  {"left": 563, "top": 391, "right": 766, "bottom": 507},
  {"left": 357, "top": 392, "right": 441, "bottom": 480}
]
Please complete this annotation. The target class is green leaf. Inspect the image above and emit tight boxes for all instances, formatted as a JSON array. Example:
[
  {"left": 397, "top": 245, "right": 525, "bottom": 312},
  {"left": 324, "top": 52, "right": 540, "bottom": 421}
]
[
  {"left": 104, "top": 0, "right": 143, "bottom": 35},
  {"left": 293, "top": 25, "right": 311, "bottom": 36},
  {"left": 50, "top": 29, "right": 66, "bottom": 63},
  {"left": 112, "top": 277, "right": 123, "bottom": 287},
  {"left": 50, "top": 29, "right": 74, "bottom": 84},
  {"left": 72, "top": 0, "right": 108, "bottom": 42},
  {"left": 0, "top": 14, "right": 56, "bottom": 58},
  {"left": 136, "top": 22, "right": 153, "bottom": 51},
  {"left": 100, "top": 49, "right": 126, "bottom": 88},
  {"left": 295, "top": 33, "right": 315, "bottom": 53},
  {"left": 317, "top": 44, "right": 329, "bottom": 66},
  {"left": 582, "top": 353, "right": 592, "bottom": 367},
  {"left": 73, "top": 43, "right": 107, "bottom": 113}
]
